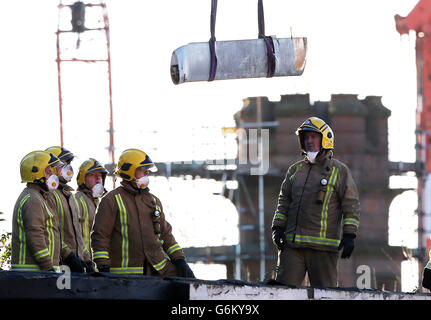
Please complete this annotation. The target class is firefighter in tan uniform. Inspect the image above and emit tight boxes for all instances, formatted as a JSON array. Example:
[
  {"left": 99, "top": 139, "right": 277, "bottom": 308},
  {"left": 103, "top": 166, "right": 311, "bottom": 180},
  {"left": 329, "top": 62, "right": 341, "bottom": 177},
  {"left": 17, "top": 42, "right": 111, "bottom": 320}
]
[
  {"left": 11, "top": 150, "right": 63, "bottom": 271},
  {"left": 45, "top": 146, "right": 92, "bottom": 273},
  {"left": 272, "top": 117, "right": 360, "bottom": 287},
  {"left": 72, "top": 158, "right": 108, "bottom": 261},
  {"left": 91, "top": 149, "right": 195, "bottom": 277}
]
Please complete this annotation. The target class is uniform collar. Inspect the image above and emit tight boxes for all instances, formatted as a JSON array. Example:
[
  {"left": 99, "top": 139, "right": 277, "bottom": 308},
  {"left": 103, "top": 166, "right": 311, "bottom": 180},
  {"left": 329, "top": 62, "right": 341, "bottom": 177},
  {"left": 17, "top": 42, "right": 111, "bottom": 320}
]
[
  {"left": 58, "top": 181, "right": 74, "bottom": 196},
  {"left": 27, "top": 182, "right": 50, "bottom": 199}
]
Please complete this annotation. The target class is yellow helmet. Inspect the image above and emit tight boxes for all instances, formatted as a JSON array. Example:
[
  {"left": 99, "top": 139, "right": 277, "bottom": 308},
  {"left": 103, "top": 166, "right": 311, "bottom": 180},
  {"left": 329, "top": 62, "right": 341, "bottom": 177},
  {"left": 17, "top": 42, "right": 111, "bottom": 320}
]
[
  {"left": 295, "top": 117, "right": 334, "bottom": 151},
  {"left": 45, "top": 146, "right": 74, "bottom": 163},
  {"left": 20, "top": 151, "right": 62, "bottom": 183},
  {"left": 115, "top": 149, "right": 157, "bottom": 181},
  {"left": 77, "top": 158, "right": 108, "bottom": 187}
]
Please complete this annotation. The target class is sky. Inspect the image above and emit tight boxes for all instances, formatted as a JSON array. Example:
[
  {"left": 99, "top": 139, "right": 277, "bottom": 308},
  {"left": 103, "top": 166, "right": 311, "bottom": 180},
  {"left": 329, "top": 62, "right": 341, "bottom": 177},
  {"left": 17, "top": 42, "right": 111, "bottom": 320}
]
[{"left": 0, "top": 0, "right": 423, "bottom": 285}]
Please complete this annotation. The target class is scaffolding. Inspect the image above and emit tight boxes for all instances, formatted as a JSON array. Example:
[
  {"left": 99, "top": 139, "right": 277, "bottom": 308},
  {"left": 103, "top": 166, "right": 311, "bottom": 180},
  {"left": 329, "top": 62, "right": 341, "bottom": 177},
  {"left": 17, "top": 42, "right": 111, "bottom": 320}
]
[{"left": 56, "top": 0, "right": 116, "bottom": 184}]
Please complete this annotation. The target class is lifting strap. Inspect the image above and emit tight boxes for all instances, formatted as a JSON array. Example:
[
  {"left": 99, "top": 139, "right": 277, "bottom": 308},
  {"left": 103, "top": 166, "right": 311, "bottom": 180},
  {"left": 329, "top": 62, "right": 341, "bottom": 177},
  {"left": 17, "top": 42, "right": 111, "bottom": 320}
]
[
  {"left": 209, "top": 0, "right": 218, "bottom": 81},
  {"left": 257, "top": 0, "right": 276, "bottom": 78},
  {"left": 208, "top": 0, "right": 276, "bottom": 81}
]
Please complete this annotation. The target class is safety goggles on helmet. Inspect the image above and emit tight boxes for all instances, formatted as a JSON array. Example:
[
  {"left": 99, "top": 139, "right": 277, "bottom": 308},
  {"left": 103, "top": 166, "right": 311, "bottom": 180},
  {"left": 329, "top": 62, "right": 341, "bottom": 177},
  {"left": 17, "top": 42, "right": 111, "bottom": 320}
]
[
  {"left": 77, "top": 158, "right": 108, "bottom": 187},
  {"left": 295, "top": 117, "right": 334, "bottom": 152},
  {"left": 20, "top": 151, "right": 63, "bottom": 183},
  {"left": 115, "top": 148, "right": 158, "bottom": 181}
]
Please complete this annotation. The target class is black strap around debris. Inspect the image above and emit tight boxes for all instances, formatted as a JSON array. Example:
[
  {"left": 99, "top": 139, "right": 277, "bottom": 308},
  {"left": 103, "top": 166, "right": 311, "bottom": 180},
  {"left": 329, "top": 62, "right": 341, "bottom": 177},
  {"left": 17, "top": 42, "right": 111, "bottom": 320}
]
[
  {"left": 208, "top": 0, "right": 277, "bottom": 81},
  {"left": 209, "top": 0, "right": 218, "bottom": 81},
  {"left": 257, "top": 0, "right": 276, "bottom": 78}
]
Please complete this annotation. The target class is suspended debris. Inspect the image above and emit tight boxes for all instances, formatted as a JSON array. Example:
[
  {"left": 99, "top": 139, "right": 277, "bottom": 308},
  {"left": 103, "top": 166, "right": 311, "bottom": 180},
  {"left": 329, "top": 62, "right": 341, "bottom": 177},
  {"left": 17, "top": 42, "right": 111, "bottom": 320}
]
[
  {"left": 171, "top": 37, "right": 307, "bottom": 84},
  {"left": 170, "top": 0, "right": 307, "bottom": 84}
]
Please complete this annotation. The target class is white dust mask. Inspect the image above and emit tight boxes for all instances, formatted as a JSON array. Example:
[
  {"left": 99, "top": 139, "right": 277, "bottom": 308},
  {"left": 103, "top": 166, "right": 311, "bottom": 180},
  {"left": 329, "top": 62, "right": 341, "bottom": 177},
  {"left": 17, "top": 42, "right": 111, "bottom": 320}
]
[
  {"left": 135, "top": 176, "right": 149, "bottom": 189},
  {"left": 60, "top": 165, "right": 74, "bottom": 182},
  {"left": 92, "top": 183, "right": 104, "bottom": 198},
  {"left": 307, "top": 151, "right": 319, "bottom": 163},
  {"left": 47, "top": 175, "right": 59, "bottom": 190}
]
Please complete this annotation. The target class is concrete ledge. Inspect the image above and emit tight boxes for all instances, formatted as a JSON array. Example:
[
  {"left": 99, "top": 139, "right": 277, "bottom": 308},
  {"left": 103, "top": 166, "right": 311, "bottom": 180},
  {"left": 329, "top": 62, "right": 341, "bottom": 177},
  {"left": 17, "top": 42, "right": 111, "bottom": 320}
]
[
  {"left": 1, "top": 271, "right": 430, "bottom": 300},
  {"left": 190, "top": 280, "right": 431, "bottom": 300}
]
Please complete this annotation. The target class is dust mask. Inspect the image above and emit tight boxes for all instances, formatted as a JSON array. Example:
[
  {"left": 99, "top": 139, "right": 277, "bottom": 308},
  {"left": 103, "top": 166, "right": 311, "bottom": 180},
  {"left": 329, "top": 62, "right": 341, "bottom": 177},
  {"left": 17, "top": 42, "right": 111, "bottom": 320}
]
[
  {"left": 136, "top": 176, "right": 149, "bottom": 189},
  {"left": 307, "top": 151, "right": 319, "bottom": 163},
  {"left": 92, "top": 183, "right": 104, "bottom": 198},
  {"left": 47, "top": 175, "right": 59, "bottom": 190},
  {"left": 60, "top": 165, "right": 74, "bottom": 182}
]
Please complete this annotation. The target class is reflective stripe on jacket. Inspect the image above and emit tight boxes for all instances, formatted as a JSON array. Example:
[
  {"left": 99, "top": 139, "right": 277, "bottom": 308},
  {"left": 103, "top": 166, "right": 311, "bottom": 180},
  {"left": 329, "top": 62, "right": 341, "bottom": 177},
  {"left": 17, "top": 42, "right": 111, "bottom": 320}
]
[
  {"left": 11, "top": 184, "right": 61, "bottom": 270},
  {"left": 272, "top": 151, "right": 360, "bottom": 252},
  {"left": 72, "top": 188, "right": 99, "bottom": 261},
  {"left": 91, "top": 181, "right": 184, "bottom": 276},
  {"left": 51, "top": 182, "right": 88, "bottom": 262}
]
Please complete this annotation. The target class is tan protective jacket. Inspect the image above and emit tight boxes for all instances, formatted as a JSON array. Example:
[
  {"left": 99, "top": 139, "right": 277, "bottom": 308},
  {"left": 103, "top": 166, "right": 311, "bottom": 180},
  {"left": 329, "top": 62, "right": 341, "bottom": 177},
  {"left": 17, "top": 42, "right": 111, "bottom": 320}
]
[
  {"left": 51, "top": 182, "right": 90, "bottom": 262},
  {"left": 91, "top": 181, "right": 184, "bottom": 276},
  {"left": 71, "top": 187, "right": 99, "bottom": 261},
  {"left": 272, "top": 151, "right": 360, "bottom": 252},
  {"left": 11, "top": 184, "right": 61, "bottom": 271}
]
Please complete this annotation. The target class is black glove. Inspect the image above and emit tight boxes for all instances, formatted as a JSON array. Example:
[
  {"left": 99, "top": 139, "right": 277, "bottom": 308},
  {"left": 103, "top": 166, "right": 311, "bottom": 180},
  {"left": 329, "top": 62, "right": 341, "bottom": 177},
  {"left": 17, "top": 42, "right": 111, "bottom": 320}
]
[
  {"left": 97, "top": 265, "right": 110, "bottom": 273},
  {"left": 272, "top": 227, "right": 286, "bottom": 250},
  {"left": 423, "top": 268, "right": 431, "bottom": 290},
  {"left": 63, "top": 252, "right": 86, "bottom": 272},
  {"left": 173, "top": 259, "right": 196, "bottom": 278},
  {"left": 85, "top": 260, "right": 95, "bottom": 273},
  {"left": 338, "top": 233, "right": 356, "bottom": 259}
]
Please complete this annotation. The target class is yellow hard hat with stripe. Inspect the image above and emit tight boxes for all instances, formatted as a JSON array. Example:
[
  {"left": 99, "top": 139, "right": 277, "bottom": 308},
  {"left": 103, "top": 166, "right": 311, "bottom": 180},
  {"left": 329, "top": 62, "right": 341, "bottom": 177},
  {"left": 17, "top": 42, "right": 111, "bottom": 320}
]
[
  {"left": 45, "top": 146, "right": 74, "bottom": 163},
  {"left": 77, "top": 158, "right": 108, "bottom": 187},
  {"left": 20, "top": 150, "right": 62, "bottom": 183},
  {"left": 295, "top": 117, "right": 334, "bottom": 152},
  {"left": 115, "top": 149, "right": 157, "bottom": 181}
]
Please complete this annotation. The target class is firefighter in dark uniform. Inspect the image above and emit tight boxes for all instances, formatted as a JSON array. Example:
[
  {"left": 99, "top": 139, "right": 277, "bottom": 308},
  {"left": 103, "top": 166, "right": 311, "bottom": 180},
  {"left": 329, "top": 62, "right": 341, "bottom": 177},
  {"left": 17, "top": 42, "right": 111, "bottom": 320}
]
[{"left": 272, "top": 117, "right": 360, "bottom": 287}]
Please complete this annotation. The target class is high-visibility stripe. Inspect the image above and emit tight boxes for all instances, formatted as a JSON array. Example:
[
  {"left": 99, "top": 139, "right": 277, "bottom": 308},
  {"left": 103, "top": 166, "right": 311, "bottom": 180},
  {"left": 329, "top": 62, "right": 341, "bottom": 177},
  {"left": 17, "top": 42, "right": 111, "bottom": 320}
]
[
  {"left": 53, "top": 191, "right": 64, "bottom": 246},
  {"left": 111, "top": 267, "right": 143, "bottom": 275},
  {"left": 34, "top": 248, "right": 49, "bottom": 260},
  {"left": 153, "top": 258, "right": 167, "bottom": 271},
  {"left": 115, "top": 194, "right": 129, "bottom": 269},
  {"left": 167, "top": 244, "right": 181, "bottom": 256},
  {"left": 62, "top": 242, "right": 68, "bottom": 249},
  {"left": 11, "top": 264, "right": 60, "bottom": 272},
  {"left": 44, "top": 203, "right": 55, "bottom": 262},
  {"left": 93, "top": 251, "right": 110, "bottom": 259},
  {"left": 79, "top": 197, "right": 90, "bottom": 253},
  {"left": 320, "top": 167, "right": 339, "bottom": 238},
  {"left": 274, "top": 212, "right": 287, "bottom": 221},
  {"left": 11, "top": 264, "right": 40, "bottom": 271},
  {"left": 344, "top": 218, "right": 359, "bottom": 228},
  {"left": 17, "top": 194, "right": 31, "bottom": 265},
  {"left": 285, "top": 233, "right": 340, "bottom": 247},
  {"left": 72, "top": 194, "right": 86, "bottom": 256},
  {"left": 71, "top": 194, "right": 81, "bottom": 216},
  {"left": 289, "top": 163, "right": 303, "bottom": 183}
]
